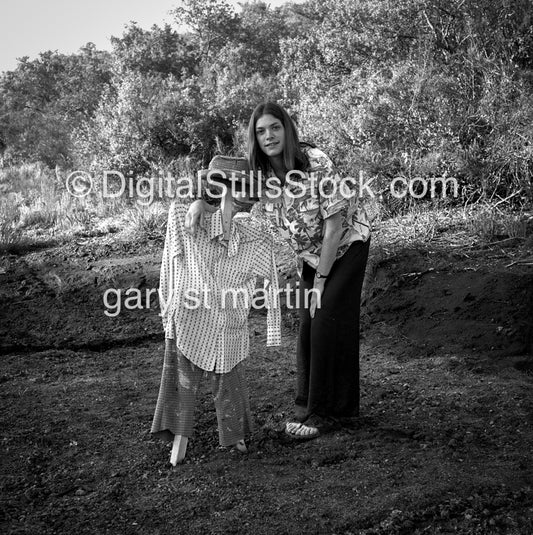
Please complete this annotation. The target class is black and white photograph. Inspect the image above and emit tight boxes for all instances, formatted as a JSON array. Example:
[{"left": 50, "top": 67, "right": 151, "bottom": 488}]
[{"left": 1, "top": 1, "right": 532, "bottom": 533}]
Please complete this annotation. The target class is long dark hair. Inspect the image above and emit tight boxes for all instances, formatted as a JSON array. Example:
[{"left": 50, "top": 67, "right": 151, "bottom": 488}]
[{"left": 247, "top": 102, "right": 308, "bottom": 174}]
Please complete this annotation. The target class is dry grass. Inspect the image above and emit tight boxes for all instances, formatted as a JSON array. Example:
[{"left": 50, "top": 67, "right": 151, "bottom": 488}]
[
  {"left": 1, "top": 162, "right": 531, "bottom": 255},
  {"left": 464, "top": 204, "right": 531, "bottom": 242},
  {"left": 371, "top": 202, "right": 532, "bottom": 259},
  {"left": 121, "top": 202, "right": 169, "bottom": 240},
  {"left": 0, "top": 163, "right": 194, "bottom": 249},
  {"left": 0, "top": 195, "right": 24, "bottom": 252}
]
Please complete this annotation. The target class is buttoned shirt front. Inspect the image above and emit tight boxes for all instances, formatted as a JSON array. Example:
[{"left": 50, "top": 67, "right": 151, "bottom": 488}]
[
  {"left": 260, "top": 146, "right": 371, "bottom": 269},
  {"left": 159, "top": 202, "right": 281, "bottom": 373}
]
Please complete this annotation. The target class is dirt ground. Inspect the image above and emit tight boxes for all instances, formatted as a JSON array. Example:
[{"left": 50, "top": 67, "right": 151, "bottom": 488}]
[{"left": 1, "top": 226, "right": 532, "bottom": 534}]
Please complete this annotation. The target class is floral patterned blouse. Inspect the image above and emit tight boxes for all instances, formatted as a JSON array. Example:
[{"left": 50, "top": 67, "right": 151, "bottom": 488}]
[{"left": 259, "top": 145, "right": 371, "bottom": 269}]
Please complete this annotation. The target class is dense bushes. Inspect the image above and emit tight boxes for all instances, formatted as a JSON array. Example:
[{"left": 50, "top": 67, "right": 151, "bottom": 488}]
[
  {"left": 281, "top": 0, "right": 533, "bottom": 203},
  {"left": 0, "top": 0, "right": 531, "bottom": 204}
]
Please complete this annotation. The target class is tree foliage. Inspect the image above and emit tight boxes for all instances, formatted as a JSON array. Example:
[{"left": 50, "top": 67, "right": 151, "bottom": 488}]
[
  {"left": 280, "top": 0, "right": 533, "bottom": 200},
  {"left": 0, "top": 44, "right": 112, "bottom": 166},
  {"left": 111, "top": 23, "right": 197, "bottom": 79},
  {"left": 0, "top": 0, "right": 531, "bottom": 201}
]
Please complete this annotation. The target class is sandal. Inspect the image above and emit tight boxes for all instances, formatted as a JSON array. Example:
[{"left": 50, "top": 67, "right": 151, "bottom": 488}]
[{"left": 285, "top": 421, "right": 320, "bottom": 440}]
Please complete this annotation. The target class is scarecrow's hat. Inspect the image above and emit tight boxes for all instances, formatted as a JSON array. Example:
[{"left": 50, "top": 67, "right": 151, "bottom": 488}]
[{"left": 199, "top": 155, "right": 260, "bottom": 201}]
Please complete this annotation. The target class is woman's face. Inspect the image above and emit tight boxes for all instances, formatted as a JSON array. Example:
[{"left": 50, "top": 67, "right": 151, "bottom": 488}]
[{"left": 255, "top": 114, "right": 285, "bottom": 159}]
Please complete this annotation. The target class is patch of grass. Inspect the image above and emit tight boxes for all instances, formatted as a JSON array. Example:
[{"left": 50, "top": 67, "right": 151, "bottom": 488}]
[
  {"left": 371, "top": 202, "right": 532, "bottom": 259},
  {"left": 0, "top": 195, "right": 24, "bottom": 252},
  {"left": 0, "top": 162, "right": 195, "bottom": 246},
  {"left": 465, "top": 204, "right": 531, "bottom": 243},
  {"left": 501, "top": 213, "right": 529, "bottom": 239},
  {"left": 0, "top": 164, "right": 129, "bottom": 244},
  {"left": 467, "top": 206, "right": 499, "bottom": 241},
  {"left": 3, "top": 160, "right": 532, "bottom": 256},
  {"left": 372, "top": 204, "right": 458, "bottom": 252},
  {"left": 0, "top": 162, "right": 49, "bottom": 195},
  {"left": 122, "top": 201, "right": 169, "bottom": 240}
]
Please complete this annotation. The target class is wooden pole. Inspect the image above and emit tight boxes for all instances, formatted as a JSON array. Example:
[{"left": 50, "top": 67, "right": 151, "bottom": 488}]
[
  {"left": 220, "top": 182, "right": 233, "bottom": 241},
  {"left": 170, "top": 435, "right": 188, "bottom": 466}
]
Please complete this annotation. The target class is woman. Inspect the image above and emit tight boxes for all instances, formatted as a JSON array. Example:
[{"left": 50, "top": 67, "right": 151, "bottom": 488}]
[{"left": 186, "top": 102, "right": 370, "bottom": 439}]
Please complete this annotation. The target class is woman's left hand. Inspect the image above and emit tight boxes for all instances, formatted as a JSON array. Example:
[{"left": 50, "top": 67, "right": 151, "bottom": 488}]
[{"left": 310, "top": 278, "right": 326, "bottom": 318}]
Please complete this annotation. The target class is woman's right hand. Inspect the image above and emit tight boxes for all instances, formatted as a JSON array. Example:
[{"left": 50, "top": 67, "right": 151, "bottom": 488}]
[{"left": 184, "top": 199, "right": 207, "bottom": 236}]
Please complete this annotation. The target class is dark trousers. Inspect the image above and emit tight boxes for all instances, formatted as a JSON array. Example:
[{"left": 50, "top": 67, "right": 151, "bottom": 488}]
[{"left": 296, "top": 238, "right": 370, "bottom": 418}]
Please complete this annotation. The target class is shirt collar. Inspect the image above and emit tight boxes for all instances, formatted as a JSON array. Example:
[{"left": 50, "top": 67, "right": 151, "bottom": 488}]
[{"left": 206, "top": 211, "right": 241, "bottom": 258}]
